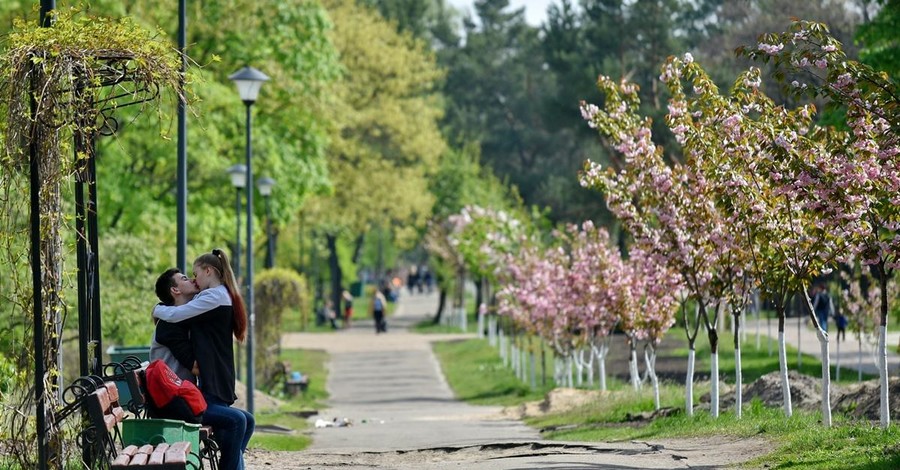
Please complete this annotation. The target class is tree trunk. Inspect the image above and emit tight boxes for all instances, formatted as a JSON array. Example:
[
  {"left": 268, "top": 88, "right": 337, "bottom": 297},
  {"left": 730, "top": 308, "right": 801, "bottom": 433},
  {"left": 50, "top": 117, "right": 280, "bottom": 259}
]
[
  {"left": 474, "top": 276, "right": 483, "bottom": 317},
  {"left": 835, "top": 332, "right": 841, "bottom": 382},
  {"left": 686, "top": 346, "right": 695, "bottom": 417},
  {"left": 350, "top": 234, "right": 364, "bottom": 264},
  {"left": 777, "top": 301, "right": 793, "bottom": 417},
  {"left": 734, "top": 311, "right": 742, "bottom": 419},
  {"left": 592, "top": 339, "right": 609, "bottom": 391},
  {"left": 432, "top": 287, "right": 446, "bottom": 325},
  {"left": 628, "top": 338, "right": 640, "bottom": 390},
  {"left": 705, "top": 303, "right": 720, "bottom": 418},
  {"left": 802, "top": 284, "right": 832, "bottom": 427},
  {"left": 326, "top": 234, "right": 342, "bottom": 325},
  {"left": 645, "top": 345, "right": 660, "bottom": 410},
  {"left": 858, "top": 335, "right": 863, "bottom": 382},
  {"left": 877, "top": 265, "right": 891, "bottom": 428}
]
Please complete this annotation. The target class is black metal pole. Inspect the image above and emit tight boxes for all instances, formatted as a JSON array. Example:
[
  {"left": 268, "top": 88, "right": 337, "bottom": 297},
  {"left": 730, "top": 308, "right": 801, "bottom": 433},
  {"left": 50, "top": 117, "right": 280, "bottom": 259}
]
[
  {"left": 87, "top": 131, "right": 102, "bottom": 375},
  {"left": 244, "top": 102, "right": 256, "bottom": 415},
  {"left": 265, "top": 196, "right": 273, "bottom": 269},
  {"left": 30, "top": 61, "right": 48, "bottom": 470},
  {"left": 176, "top": 0, "right": 187, "bottom": 272}
]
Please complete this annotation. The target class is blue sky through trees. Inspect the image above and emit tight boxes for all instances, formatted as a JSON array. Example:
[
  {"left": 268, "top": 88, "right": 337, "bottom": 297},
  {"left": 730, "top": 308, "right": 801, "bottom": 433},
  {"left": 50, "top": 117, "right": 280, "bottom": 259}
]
[{"left": 448, "top": 0, "right": 556, "bottom": 26}]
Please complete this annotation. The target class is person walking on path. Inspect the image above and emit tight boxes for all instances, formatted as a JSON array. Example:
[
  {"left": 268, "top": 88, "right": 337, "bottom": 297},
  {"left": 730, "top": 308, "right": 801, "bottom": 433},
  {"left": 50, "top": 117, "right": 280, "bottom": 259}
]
[
  {"left": 342, "top": 289, "right": 354, "bottom": 329},
  {"left": 370, "top": 289, "right": 388, "bottom": 333},
  {"left": 153, "top": 249, "right": 255, "bottom": 470},
  {"left": 812, "top": 283, "right": 834, "bottom": 333}
]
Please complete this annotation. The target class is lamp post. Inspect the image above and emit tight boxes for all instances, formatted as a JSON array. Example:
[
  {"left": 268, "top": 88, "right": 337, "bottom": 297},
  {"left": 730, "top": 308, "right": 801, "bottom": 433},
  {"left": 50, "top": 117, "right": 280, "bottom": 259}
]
[
  {"left": 227, "top": 163, "right": 246, "bottom": 379},
  {"left": 229, "top": 65, "right": 269, "bottom": 415},
  {"left": 257, "top": 177, "right": 276, "bottom": 269}
]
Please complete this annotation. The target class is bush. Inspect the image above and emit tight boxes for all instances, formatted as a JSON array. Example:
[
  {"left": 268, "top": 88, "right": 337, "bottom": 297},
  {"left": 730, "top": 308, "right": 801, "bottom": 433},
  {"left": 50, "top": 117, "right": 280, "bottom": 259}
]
[{"left": 254, "top": 269, "right": 309, "bottom": 389}]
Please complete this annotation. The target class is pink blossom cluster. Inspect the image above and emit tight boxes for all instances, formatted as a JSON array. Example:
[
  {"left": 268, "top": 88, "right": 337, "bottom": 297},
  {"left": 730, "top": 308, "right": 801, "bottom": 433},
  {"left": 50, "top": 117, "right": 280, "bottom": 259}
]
[{"left": 496, "top": 221, "right": 678, "bottom": 355}]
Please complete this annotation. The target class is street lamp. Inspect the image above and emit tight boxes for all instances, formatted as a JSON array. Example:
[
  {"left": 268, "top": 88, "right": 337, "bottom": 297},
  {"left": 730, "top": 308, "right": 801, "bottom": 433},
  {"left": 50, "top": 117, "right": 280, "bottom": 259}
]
[
  {"left": 230, "top": 65, "right": 269, "bottom": 416},
  {"left": 227, "top": 164, "right": 247, "bottom": 279},
  {"left": 257, "top": 176, "right": 276, "bottom": 269}
]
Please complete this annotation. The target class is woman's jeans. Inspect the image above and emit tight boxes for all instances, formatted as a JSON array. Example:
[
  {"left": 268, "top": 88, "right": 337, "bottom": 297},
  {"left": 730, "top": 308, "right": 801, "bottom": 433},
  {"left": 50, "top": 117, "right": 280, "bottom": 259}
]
[{"left": 203, "top": 396, "right": 255, "bottom": 470}]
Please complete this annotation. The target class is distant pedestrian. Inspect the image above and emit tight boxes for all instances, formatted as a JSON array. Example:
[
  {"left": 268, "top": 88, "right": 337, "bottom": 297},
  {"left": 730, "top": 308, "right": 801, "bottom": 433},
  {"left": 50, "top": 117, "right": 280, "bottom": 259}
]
[
  {"left": 422, "top": 268, "right": 433, "bottom": 293},
  {"left": 371, "top": 289, "right": 388, "bottom": 334},
  {"left": 342, "top": 289, "right": 354, "bottom": 329},
  {"left": 834, "top": 310, "right": 848, "bottom": 342},
  {"left": 812, "top": 283, "right": 834, "bottom": 333}
]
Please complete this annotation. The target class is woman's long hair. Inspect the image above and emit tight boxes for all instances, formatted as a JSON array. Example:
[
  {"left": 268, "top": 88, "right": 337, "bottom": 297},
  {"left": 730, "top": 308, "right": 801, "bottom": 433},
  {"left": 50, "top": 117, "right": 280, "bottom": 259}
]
[{"left": 194, "top": 249, "right": 248, "bottom": 342}]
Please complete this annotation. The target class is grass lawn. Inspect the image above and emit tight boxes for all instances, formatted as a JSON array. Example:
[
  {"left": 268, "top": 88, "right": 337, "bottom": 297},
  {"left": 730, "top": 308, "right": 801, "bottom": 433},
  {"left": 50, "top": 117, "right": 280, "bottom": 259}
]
[
  {"left": 433, "top": 336, "right": 900, "bottom": 469},
  {"left": 248, "top": 348, "right": 329, "bottom": 451}
]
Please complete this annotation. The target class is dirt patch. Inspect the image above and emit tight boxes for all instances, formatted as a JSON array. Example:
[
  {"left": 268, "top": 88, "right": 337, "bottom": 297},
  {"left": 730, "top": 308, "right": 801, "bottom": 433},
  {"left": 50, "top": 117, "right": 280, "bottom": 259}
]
[
  {"left": 498, "top": 388, "right": 607, "bottom": 420},
  {"left": 233, "top": 379, "right": 284, "bottom": 413},
  {"left": 702, "top": 371, "right": 900, "bottom": 420}
]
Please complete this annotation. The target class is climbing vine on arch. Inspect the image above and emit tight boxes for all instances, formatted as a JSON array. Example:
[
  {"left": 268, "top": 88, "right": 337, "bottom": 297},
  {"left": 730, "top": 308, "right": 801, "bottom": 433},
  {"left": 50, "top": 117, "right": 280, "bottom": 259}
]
[{"left": 0, "top": 8, "right": 185, "bottom": 468}]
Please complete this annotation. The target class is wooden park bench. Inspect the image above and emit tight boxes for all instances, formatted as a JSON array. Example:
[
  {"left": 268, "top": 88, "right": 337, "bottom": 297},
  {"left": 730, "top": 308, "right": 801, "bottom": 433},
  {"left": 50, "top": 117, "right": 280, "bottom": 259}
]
[
  {"left": 57, "top": 357, "right": 219, "bottom": 470},
  {"left": 86, "top": 380, "right": 194, "bottom": 469},
  {"left": 278, "top": 361, "right": 310, "bottom": 397},
  {"left": 106, "top": 359, "right": 220, "bottom": 470}
]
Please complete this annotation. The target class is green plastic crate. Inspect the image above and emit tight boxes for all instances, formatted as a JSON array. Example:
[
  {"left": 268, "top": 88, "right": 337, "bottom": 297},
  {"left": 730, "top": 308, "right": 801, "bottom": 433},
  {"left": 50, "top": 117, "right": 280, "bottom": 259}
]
[{"left": 121, "top": 418, "right": 201, "bottom": 468}]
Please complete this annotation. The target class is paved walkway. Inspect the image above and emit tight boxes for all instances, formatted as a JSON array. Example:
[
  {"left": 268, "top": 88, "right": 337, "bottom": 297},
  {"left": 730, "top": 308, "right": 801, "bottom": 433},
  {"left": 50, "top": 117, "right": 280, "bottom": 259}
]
[
  {"left": 744, "top": 315, "right": 900, "bottom": 376},
  {"left": 244, "top": 291, "right": 770, "bottom": 469}
]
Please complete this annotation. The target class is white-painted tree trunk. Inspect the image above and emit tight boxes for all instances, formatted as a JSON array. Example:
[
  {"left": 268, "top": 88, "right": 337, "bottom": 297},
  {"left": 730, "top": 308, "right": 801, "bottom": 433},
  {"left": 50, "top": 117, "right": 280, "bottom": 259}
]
[
  {"left": 488, "top": 316, "right": 497, "bottom": 347},
  {"left": 645, "top": 346, "right": 660, "bottom": 410},
  {"left": 778, "top": 331, "right": 793, "bottom": 417},
  {"left": 835, "top": 333, "right": 841, "bottom": 382},
  {"left": 767, "top": 313, "right": 773, "bottom": 357},
  {"left": 554, "top": 357, "right": 562, "bottom": 385},
  {"left": 815, "top": 327, "right": 832, "bottom": 427},
  {"left": 530, "top": 351, "right": 536, "bottom": 389},
  {"left": 584, "top": 348, "right": 595, "bottom": 387},
  {"left": 711, "top": 352, "right": 720, "bottom": 418},
  {"left": 477, "top": 307, "right": 485, "bottom": 339},
  {"left": 878, "top": 325, "right": 890, "bottom": 428},
  {"left": 686, "top": 347, "right": 695, "bottom": 417},
  {"left": 797, "top": 315, "right": 803, "bottom": 369},
  {"left": 459, "top": 307, "right": 467, "bottom": 332},
  {"left": 512, "top": 344, "right": 519, "bottom": 377},
  {"left": 593, "top": 341, "right": 609, "bottom": 391},
  {"left": 572, "top": 350, "right": 584, "bottom": 387},
  {"left": 735, "top": 343, "right": 742, "bottom": 419},
  {"left": 756, "top": 304, "right": 761, "bottom": 350},
  {"left": 521, "top": 348, "right": 528, "bottom": 382},
  {"left": 858, "top": 336, "right": 863, "bottom": 382},
  {"left": 629, "top": 344, "right": 640, "bottom": 390},
  {"left": 500, "top": 330, "right": 507, "bottom": 366},
  {"left": 567, "top": 354, "right": 574, "bottom": 388}
]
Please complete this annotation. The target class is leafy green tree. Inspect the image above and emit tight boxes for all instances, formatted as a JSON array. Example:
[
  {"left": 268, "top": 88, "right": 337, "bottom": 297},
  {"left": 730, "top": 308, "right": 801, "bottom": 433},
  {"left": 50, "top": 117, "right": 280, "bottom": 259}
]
[
  {"left": 305, "top": 0, "right": 446, "bottom": 313},
  {"left": 857, "top": 0, "right": 900, "bottom": 79}
]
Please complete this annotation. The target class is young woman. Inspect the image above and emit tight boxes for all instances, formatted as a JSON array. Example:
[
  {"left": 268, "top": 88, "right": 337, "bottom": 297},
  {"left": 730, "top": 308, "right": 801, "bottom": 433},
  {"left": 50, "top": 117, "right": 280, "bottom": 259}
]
[{"left": 153, "top": 249, "right": 254, "bottom": 470}]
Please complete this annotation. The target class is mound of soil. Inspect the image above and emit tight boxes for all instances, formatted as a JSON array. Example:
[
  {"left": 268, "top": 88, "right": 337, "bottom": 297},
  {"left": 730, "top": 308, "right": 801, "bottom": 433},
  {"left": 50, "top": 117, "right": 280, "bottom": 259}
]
[
  {"left": 706, "top": 370, "right": 826, "bottom": 412},
  {"left": 500, "top": 388, "right": 606, "bottom": 420},
  {"left": 832, "top": 378, "right": 900, "bottom": 420},
  {"left": 705, "top": 371, "right": 900, "bottom": 421}
]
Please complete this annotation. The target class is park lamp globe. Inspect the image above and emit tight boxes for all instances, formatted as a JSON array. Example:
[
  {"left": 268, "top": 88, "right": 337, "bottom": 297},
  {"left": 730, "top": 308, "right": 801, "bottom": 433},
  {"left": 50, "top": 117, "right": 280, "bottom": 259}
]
[
  {"left": 229, "top": 66, "right": 269, "bottom": 104},
  {"left": 257, "top": 176, "right": 275, "bottom": 197},
  {"left": 227, "top": 164, "right": 247, "bottom": 188}
]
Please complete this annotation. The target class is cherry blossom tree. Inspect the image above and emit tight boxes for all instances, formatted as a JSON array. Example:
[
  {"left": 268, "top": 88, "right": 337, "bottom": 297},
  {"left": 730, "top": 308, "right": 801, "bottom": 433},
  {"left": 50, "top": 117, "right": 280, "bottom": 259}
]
[
  {"left": 741, "top": 19, "right": 900, "bottom": 428},
  {"left": 660, "top": 52, "right": 862, "bottom": 425},
  {"left": 560, "top": 221, "right": 623, "bottom": 390},
  {"left": 838, "top": 262, "right": 895, "bottom": 382},
  {"left": 579, "top": 76, "right": 750, "bottom": 417}
]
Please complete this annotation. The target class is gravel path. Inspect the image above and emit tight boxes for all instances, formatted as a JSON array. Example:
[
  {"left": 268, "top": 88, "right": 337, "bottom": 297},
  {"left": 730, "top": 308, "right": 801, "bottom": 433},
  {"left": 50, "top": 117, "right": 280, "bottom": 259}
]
[{"left": 244, "top": 291, "right": 771, "bottom": 469}]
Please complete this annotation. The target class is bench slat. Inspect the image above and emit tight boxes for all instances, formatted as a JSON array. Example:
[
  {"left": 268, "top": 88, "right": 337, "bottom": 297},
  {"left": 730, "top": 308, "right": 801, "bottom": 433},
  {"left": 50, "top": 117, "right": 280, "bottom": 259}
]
[{"left": 164, "top": 441, "right": 191, "bottom": 464}]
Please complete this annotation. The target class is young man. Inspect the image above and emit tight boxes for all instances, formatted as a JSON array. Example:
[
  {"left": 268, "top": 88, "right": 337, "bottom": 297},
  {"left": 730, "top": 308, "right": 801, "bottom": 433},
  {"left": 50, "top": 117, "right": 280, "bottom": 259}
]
[{"left": 151, "top": 268, "right": 200, "bottom": 382}]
